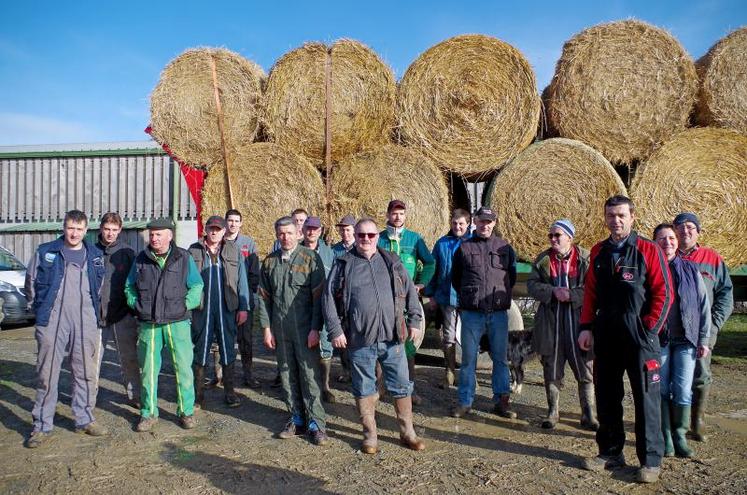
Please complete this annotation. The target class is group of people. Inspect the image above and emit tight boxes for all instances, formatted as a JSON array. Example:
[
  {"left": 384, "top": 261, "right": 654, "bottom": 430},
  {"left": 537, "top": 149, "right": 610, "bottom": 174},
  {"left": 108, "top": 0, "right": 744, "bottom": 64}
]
[{"left": 23, "top": 195, "right": 733, "bottom": 484}]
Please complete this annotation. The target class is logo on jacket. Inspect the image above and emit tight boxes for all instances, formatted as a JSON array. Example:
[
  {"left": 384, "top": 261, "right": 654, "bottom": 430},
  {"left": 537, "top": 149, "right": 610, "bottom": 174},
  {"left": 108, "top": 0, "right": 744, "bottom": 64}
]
[
  {"left": 622, "top": 272, "right": 634, "bottom": 281},
  {"left": 44, "top": 252, "right": 57, "bottom": 263}
]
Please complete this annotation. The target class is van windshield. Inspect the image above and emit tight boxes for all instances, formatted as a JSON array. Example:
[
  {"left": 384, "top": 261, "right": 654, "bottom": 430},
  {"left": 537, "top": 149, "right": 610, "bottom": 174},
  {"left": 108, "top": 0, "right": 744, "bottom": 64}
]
[{"left": 0, "top": 250, "right": 25, "bottom": 271}]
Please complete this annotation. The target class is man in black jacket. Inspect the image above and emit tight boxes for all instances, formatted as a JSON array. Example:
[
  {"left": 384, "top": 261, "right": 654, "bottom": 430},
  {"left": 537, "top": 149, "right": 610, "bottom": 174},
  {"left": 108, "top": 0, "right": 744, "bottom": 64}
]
[
  {"left": 451, "top": 207, "right": 518, "bottom": 420},
  {"left": 96, "top": 212, "right": 139, "bottom": 409}
]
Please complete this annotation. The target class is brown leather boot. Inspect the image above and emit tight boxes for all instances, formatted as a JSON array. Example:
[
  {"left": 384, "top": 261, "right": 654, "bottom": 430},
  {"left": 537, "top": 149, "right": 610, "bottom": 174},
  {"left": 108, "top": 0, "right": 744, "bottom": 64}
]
[
  {"left": 193, "top": 365, "right": 205, "bottom": 411},
  {"left": 356, "top": 394, "right": 379, "bottom": 454},
  {"left": 493, "top": 394, "right": 517, "bottom": 419},
  {"left": 320, "top": 358, "right": 337, "bottom": 403},
  {"left": 394, "top": 397, "right": 425, "bottom": 451}
]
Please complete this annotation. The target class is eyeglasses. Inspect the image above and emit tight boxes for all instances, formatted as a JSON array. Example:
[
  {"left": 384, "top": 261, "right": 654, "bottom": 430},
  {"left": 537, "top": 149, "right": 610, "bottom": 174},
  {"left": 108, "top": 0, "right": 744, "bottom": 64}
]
[
  {"left": 356, "top": 233, "right": 377, "bottom": 239},
  {"left": 548, "top": 233, "right": 564, "bottom": 239}
]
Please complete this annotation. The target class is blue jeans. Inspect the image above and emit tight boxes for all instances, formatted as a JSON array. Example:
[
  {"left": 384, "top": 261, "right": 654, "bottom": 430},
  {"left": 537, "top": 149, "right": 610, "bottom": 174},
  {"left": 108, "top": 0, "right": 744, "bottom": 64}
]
[
  {"left": 349, "top": 341, "right": 413, "bottom": 398},
  {"left": 458, "top": 310, "right": 510, "bottom": 407},
  {"left": 660, "top": 338, "right": 697, "bottom": 406}
]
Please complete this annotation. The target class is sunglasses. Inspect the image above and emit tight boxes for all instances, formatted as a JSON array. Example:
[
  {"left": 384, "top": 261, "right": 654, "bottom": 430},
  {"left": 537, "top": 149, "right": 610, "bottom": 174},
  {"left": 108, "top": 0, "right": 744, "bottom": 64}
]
[
  {"left": 356, "top": 233, "right": 377, "bottom": 239},
  {"left": 548, "top": 233, "right": 564, "bottom": 239}
]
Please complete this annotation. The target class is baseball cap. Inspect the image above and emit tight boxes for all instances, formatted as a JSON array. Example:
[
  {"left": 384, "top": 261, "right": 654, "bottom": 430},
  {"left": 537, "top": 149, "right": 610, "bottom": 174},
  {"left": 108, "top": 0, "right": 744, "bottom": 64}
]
[
  {"left": 205, "top": 215, "right": 227, "bottom": 229},
  {"left": 387, "top": 199, "right": 406, "bottom": 212},
  {"left": 303, "top": 216, "right": 322, "bottom": 229},
  {"left": 474, "top": 207, "right": 496, "bottom": 221},
  {"left": 335, "top": 214, "right": 356, "bottom": 227}
]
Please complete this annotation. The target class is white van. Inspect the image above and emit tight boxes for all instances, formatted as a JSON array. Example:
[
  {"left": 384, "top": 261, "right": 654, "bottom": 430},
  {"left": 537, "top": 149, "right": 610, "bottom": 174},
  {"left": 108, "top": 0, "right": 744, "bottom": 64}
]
[{"left": 0, "top": 246, "right": 34, "bottom": 327}]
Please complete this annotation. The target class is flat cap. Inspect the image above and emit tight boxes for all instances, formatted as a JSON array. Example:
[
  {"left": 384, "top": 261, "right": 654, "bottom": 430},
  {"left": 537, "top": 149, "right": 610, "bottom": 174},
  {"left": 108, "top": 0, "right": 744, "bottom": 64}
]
[{"left": 147, "top": 217, "right": 175, "bottom": 230}]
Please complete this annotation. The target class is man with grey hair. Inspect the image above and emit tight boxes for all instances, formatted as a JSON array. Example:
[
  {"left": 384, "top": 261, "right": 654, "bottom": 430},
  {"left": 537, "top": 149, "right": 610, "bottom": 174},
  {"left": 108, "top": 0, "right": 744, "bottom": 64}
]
[
  {"left": 323, "top": 218, "right": 425, "bottom": 454},
  {"left": 258, "top": 216, "right": 329, "bottom": 446}
]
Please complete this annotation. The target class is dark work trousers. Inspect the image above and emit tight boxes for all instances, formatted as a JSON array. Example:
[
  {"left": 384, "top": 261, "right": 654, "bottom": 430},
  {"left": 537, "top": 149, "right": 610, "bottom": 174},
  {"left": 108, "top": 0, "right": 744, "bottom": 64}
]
[
  {"left": 594, "top": 319, "right": 663, "bottom": 468},
  {"left": 236, "top": 318, "right": 254, "bottom": 378},
  {"left": 192, "top": 259, "right": 238, "bottom": 367}
]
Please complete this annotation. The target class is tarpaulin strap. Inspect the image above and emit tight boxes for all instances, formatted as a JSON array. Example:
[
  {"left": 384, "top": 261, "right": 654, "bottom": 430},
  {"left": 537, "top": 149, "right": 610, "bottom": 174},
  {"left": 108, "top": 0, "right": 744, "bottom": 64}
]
[{"left": 209, "top": 53, "right": 235, "bottom": 209}]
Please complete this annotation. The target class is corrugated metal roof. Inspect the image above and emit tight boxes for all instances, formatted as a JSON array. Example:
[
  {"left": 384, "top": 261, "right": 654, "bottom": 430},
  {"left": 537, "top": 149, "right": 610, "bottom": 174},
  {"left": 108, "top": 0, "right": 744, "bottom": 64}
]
[{"left": 0, "top": 140, "right": 165, "bottom": 158}]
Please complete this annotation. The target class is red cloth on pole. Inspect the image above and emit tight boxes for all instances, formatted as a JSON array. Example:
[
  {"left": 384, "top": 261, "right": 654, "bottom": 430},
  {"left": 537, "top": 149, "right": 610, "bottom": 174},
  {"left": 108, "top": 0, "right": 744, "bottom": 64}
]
[{"left": 145, "top": 126, "right": 206, "bottom": 236}]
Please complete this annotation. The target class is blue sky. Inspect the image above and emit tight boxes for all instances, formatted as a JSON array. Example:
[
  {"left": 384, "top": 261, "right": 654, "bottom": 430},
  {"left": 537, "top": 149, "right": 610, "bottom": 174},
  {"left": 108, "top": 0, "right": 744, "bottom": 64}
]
[{"left": 0, "top": 0, "right": 745, "bottom": 146}]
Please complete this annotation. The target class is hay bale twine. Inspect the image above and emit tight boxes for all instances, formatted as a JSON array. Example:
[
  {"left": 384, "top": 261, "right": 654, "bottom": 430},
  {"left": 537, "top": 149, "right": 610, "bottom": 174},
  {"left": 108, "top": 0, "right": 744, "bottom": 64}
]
[
  {"left": 201, "top": 143, "right": 325, "bottom": 255},
  {"left": 695, "top": 27, "right": 747, "bottom": 134},
  {"left": 631, "top": 127, "right": 747, "bottom": 266},
  {"left": 545, "top": 20, "right": 698, "bottom": 164},
  {"left": 263, "top": 39, "right": 396, "bottom": 165},
  {"left": 397, "top": 34, "right": 540, "bottom": 177},
  {"left": 484, "top": 138, "right": 627, "bottom": 261},
  {"left": 150, "top": 48, "right": 265, "bottom": 168},
  {"left": 329, "top": 145, "right": 449, "bottom": 248}
]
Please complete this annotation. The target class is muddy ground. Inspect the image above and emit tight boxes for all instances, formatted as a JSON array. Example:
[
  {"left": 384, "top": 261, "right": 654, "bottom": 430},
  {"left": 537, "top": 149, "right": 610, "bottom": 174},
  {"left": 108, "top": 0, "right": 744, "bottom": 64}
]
[{"left": 1, "top": 324, "right": 745, "bottom": 495}]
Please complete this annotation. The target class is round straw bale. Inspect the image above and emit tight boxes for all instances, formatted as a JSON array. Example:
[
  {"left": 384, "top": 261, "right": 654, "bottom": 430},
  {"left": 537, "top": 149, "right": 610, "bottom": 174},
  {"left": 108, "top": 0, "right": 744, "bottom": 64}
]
[
  {"left": 397, "top": 34, "right": 541, "bottom": 177},
  {"left": 263, "top": 39, "right": 396, "bottom": 165},
  {"left": 484, "top": 138, "right": 627, "bottom": 261},
  {"left": 695, "top": 27, "right": 747, "bottom": 134},
  {"left": 201, "top": 143, "right": 325, "bottom": 255},
  {"left": 328, "top": 145, "right": 449, "bottom": 248},
  {"left": 150, "top": 47, "right": 265, "bottom": 168},
  {"left": 545, "top": 20, "right": 698, "bottom": 164},
  {"left": 631, "top": 127, "right": 747, "bottom": 266}
]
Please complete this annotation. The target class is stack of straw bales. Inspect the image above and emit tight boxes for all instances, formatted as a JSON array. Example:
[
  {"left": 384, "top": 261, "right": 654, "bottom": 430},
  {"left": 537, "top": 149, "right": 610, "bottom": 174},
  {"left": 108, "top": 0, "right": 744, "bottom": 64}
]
[
  {"left": 263, "top": 39, "right": 396, "bottom": 165},
  {"left": 545, "top": 20, "right": 698, "bottom": 164},
  {"left": 485, "top": 138, "right": 627, "bottom": 261},
  {"left": 397, "top": 34, "right": 540, "bottom": 178},
  {"left": 329, "top": 145, "right": 449, "bottom": 248},
  {"left": 695, "top": 27, "right": 747, "bottom": 135},
  {"left": 631, "top": 127, "right": 747, "bottom": 266},
  {"left": 150, "top": 48, "right": 265, "bottom": 168},
  {"left": 200, "top": 143, "right": 325, "bottom": 255}
]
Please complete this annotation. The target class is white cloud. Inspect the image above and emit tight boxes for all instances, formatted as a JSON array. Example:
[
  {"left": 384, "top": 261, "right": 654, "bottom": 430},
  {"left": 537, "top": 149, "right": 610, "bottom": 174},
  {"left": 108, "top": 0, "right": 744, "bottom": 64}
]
[{"left": 0, "top": 112, "right": 95, "bottom": 146}]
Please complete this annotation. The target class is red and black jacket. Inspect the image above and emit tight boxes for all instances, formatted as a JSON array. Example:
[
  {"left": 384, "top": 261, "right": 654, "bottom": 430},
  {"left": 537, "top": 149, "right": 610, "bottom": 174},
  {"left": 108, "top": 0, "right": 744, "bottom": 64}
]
[{"left": 580, "top": 231, "right": 673, "bottom": 345}]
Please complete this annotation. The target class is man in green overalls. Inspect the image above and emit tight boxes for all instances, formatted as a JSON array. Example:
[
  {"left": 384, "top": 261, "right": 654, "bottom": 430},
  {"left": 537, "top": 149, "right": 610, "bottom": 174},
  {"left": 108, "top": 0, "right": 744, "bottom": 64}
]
[
  {"left": 258, "top": 216, "right": 329, "bottom": 446},
  {"left": 125, "top": 218, "right": 204, "bottom": 432},
  {"left": 377, "top": 200, "right": 435, "bottom": 404}
]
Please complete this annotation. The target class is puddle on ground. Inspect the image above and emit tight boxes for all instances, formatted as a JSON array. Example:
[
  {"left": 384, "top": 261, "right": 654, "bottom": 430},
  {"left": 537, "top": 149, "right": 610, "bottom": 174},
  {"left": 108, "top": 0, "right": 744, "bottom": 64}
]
[{"left": 711, "top": 409, "right": 747, "bottom": 435}]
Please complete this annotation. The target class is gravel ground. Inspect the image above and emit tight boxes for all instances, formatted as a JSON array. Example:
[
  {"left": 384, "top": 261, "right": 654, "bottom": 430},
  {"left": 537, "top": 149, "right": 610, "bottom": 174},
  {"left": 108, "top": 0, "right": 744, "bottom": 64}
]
[{"left": 1, "top": 325, "right": 746, "bottom": 494}]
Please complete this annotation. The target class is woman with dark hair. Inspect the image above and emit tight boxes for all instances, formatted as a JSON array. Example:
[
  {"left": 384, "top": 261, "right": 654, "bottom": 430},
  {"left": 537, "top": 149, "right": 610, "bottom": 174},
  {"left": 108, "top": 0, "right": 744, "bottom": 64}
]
[{"left": 652, "top": 223, "right": 711, "bottom": 458}]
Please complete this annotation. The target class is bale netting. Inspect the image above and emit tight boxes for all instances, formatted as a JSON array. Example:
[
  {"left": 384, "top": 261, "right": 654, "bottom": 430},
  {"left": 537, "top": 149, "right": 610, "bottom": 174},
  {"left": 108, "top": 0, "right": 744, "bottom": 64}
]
[
  {"left": 150, "top": 47, "right": 265, "bottom": 169},
  {"left": 631, "top": 127, "right": 747, "bottom": 266},
  {"left": 201, "top": 143, "right": 325, "bottom": 255},
  {"left": 695, "top": 27, "right": 747, "bottom": 134},
  {"left": 328, "top": 145, "right": 449, "bottom": 248},
  {"left": 545, "top": 20, "right": 698, "bottom": 164},
  {"left": 396, "top": 34, "right": 540, "bottom": 178},
  {"left": 484, "top": 138, "right": 627, "bottom": 261},
  {"left": 262, "top": 39, "right": 396, "bottom": 166}
]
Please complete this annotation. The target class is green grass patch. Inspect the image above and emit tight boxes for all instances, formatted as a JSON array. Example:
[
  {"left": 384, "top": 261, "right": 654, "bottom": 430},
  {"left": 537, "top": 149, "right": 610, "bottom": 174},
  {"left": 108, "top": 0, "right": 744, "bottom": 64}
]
[{"left": 713, "top": 314, "right": 747, "bottom": 366}]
